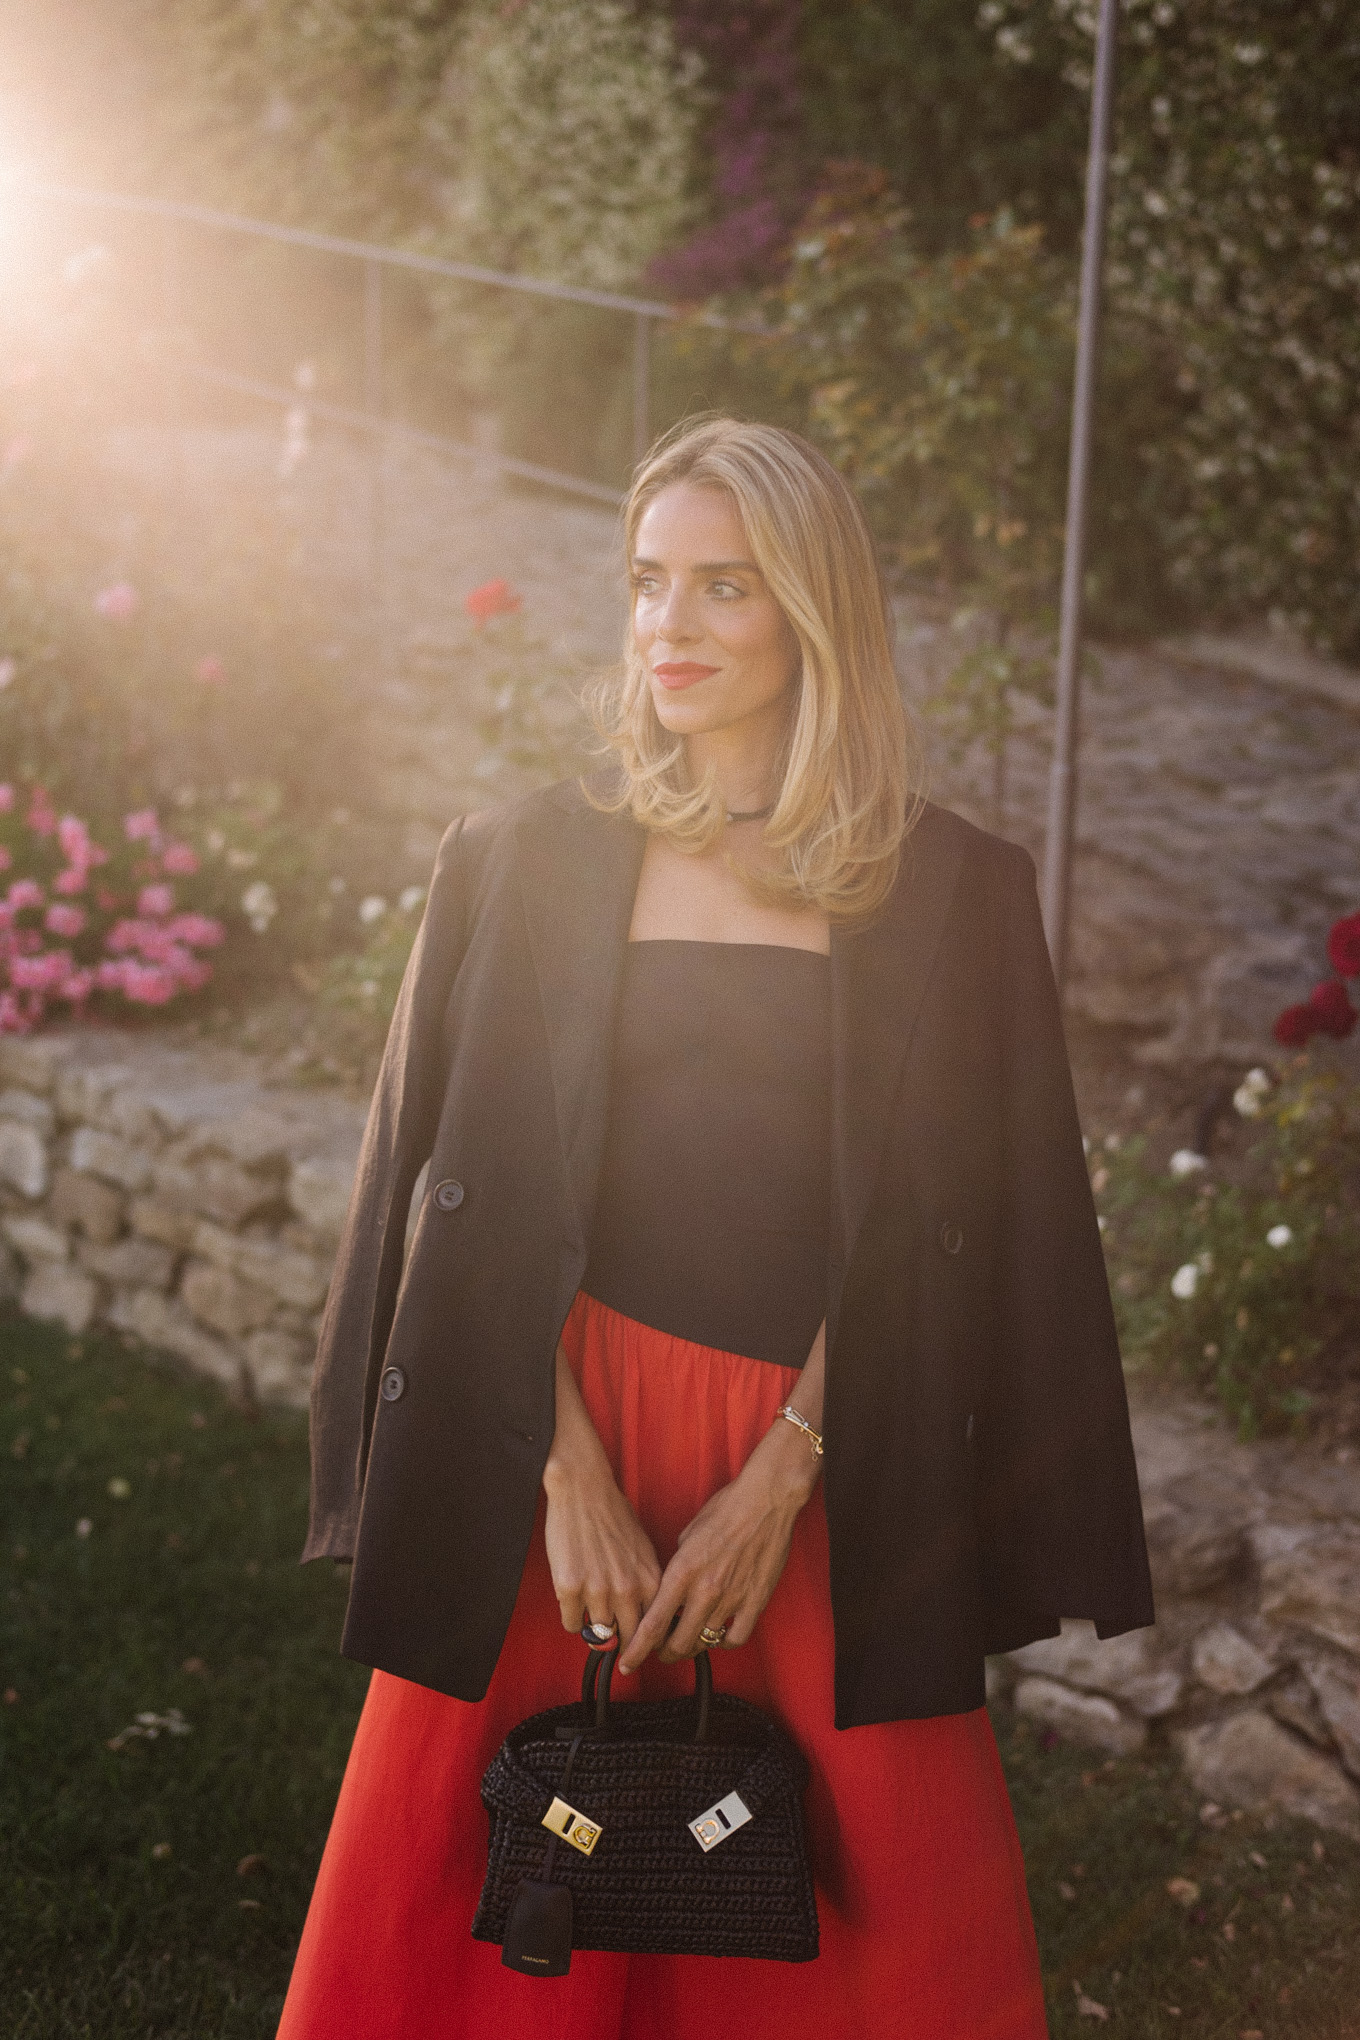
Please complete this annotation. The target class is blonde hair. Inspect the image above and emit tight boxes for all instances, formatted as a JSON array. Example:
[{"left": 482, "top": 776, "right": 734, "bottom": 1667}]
[{"left": 589, "top": 415, "right": 924, "bottom": 922}]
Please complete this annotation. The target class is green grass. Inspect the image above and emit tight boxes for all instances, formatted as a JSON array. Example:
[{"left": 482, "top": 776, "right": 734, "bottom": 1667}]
[{"left": 3, "top": 1306, "right": 1360, "bottom": 2037}]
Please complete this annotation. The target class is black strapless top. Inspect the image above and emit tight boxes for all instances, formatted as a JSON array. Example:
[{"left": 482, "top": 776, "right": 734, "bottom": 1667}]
[{"left": 583, "top": 940, "right": 831, "bottom": 1368}]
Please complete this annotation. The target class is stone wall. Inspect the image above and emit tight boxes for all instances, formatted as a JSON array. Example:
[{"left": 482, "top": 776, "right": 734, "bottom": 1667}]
[
  {"left": 990, "top": 1403, "right": 1360, "bottom": 1839},
  {"left": 0, "top": 1028, "right": 367, "bottom": 1408},
  {"left": 3, "top": 1027, "right": 1358, "bottom": 1837}
]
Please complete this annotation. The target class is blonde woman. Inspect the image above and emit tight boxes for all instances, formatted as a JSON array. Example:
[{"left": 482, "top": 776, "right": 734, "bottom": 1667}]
[{"left": 280, "top": 418, "right": 1152, "bottom": 2039}]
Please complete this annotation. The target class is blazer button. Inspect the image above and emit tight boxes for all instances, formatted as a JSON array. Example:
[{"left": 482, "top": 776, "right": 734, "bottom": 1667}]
[
  {"left": 939, "top": 1222, "right": 964, "bottom": 1256},
  {"left": 379, "top": 1366, "right": 406, "bottom": 1402},
  {"left": 433, "top": 1178, "right": 465, "bottom": 1212}
]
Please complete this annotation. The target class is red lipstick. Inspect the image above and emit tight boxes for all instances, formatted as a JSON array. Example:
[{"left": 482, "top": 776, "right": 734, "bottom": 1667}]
[{"left": 653, "top": 662, "right": 719, "bottom": 690}]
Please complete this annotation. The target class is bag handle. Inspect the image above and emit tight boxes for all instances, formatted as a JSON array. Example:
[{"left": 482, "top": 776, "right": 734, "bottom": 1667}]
[{"left": 581, "top": 1644, "right": 712, "bottom": 1744}]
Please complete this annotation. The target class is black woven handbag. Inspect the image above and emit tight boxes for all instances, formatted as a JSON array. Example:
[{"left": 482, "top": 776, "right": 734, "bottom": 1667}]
[{"left": 471, "top": 1643, "right": 818, "bottom": 1973}]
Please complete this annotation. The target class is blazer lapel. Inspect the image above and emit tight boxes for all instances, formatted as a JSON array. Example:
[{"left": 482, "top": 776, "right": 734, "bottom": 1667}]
[
  {"left": 829, "top": 807, "right": 968, "bottom": 1291},
  {"left": 514, "top": 785, "right": 645, "bottom": 1247}
]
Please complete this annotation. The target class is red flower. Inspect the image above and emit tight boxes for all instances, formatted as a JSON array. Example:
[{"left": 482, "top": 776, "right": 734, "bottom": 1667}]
[
  {"left": 1273, "top": 1002, "right": 1319, "bottom": 1048},
  {"left": 465, "top": 578, "right": 522, "bottom": 627},
  {"left": 1308, "top": 977, "right": 1358, "bottom": 1039},
  {"left": 1327, "top": 910, "right": 1360, "bottom": 979}
]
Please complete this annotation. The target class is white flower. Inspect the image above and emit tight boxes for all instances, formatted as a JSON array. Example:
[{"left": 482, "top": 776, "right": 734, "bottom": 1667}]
[
  {"left": 1171, "top": 1263, "right": 1200, "bottom": 1300},
  {"left": 75, "top": 1517, "right": 93, "bottom": 1538},
  {"left": 1266, "top": 1224, "right": 1293, "bottom": 1249},
  {"left": 241, "top": 880, "right": 278, "bottom": 933},
  {"left": 1233, "top": 1067, "right": 1271, "bottom": 1118},
  {"left": 1169, "top": 1149, "right": 1208, "bottom": 1178},
  {"left": 358, "top": 895, "right": 388, "bottom": 925},
  {"left": 398, "top": 885, "right": 427, "bottom": 915}
]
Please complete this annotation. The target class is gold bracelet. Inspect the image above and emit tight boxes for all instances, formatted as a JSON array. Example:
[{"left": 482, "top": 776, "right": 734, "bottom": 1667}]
[{"left": 775, "top": 1403, "right": 824, "bottom": 1457}]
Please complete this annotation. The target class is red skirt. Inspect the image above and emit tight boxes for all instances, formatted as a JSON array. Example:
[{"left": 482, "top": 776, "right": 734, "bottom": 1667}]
[{"left": 278, "top": 1294, "right": 1047, "bottom": 2040}]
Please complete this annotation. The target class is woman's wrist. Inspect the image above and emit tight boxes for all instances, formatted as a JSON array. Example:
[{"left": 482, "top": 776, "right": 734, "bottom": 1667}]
[{"left": 751, "top": 1412, "right": 823, "bottom": 1507}]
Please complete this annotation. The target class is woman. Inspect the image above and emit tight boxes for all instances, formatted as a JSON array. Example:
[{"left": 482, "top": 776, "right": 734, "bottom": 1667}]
[{"left": 280, "top": 418, "right": 1153, "bottom": 2040}]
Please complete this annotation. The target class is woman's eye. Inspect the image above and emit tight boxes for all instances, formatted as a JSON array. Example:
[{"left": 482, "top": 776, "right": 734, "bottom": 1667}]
[
  {"left": 710, "top": 580, "right": 743, "bottom": 599},
  {"left": 631, "top": 574, "right": 661, "bottom": 596}
]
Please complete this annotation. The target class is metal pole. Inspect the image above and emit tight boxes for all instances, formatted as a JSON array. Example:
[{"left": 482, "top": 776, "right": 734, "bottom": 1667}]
[
  {"left": 632, "top": 311, "right": 651, "bottom": 471},
  {"left": 364, "top": 257, "right": 388, "bottom": 669},
  {"left": 1040, "top": 0, "right": 1119, "bottom": 989}
]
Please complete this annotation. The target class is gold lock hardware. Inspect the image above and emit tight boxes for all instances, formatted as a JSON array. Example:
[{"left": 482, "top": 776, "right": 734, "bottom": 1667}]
[{"left": 542, "top": 1795, "right": 603, "bottom": 1856}]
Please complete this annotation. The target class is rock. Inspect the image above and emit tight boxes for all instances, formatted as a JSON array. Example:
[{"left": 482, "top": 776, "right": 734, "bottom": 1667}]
[
  {"left": 0, "top": 1121, "right": 49, "bottom": 1200},
  {"left": 68, "top": 1126, "right": 155, "bottom": 1192},
  {"left": 1304, "top": 1661, "right": 1360, "bottom": 1782},
  {"left": 107, "top": 1286, "right": 244, "bottom": 1390},
  {"left": 289, "top": 1150, "right": 358, "bottom": 1240},
  {"left": 1268, "top": 1672, "right": 1335, "bottom": 1749},
  {"left": 1142, "top": 1494, "right": 1248, "bottom": 1598},
  {"left": 2, "top": 1213, "right": 69, "bottom": 1261},
  {"left": 1009, "top": 1620, "right": 1184, "bottom": 1718},
  {"left": 56, "top": 1061, "right": 133, "bottom": 1126},
  {"left": 188, "top": 1222, "right": 331, "bottom": 1311},
  {"left": 1254, "top": 1523, "right": 1360, "bottom": 1661},
  {"left": 1012, "top": 1676, "right": 1148, "bottom": 1756},
  {"left": 1191, "top": 1622, "right": 1275, "bottom": 1696},
  {"left": 128, "top": 1197, "right": 200, "bottom": 1251},
  {"left": 0, "top": 1088, "right": 56, "bottom": 1133},
  {"left": 49, "top": 1166, "right": 126, "bottom": 1243},
  {"left": 80, "top": 1237, "right": 176, "bottom": 1291},
  {"left": 179, "top": 1260, "right": 276, "bottom": 1337},
  {"left": 0, "top": 1035, "right": 74, "bottom": 1093},
  {"left": 244, "top": 1328, "right": 312, "bottom": 1406},
  {"left": 185, "top": 1108, "right": 289, "bottom": 1171},
  {"left": 1176, "top": 1711, "right": 1360, "bottom": 1840},
  {"left": 153, "top": 1152, "right": 280, "bottom": 1228},
  {"left": 20, "top": 1261, "right": 98, "bottom": 1335}
]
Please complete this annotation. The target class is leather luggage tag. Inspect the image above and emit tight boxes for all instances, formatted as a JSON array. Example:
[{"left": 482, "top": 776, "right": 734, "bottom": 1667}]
[{"left": 502, "top": 1877, "right": 573, "bottom": 1976}]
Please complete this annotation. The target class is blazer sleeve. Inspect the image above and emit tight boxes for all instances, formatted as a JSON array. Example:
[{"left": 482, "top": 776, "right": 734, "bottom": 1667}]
[
  {"left": 302, "top": 816, "right": 469, "bottom": 1562},
  {"left": 972, "top": 846, "right": 1155, "bottom": 1652}
]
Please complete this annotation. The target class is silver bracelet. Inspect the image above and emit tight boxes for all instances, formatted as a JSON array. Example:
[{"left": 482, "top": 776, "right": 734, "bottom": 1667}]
[{"left": 775, "top": 1403, "right": 824, "bottom": 1457}]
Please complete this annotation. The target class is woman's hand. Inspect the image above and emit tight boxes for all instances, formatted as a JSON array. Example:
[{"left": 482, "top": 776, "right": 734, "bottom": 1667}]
[
  {"left": 542, "top": 1346, "right": 661, "bottom": 1658},
  {"left": 618, "top": 1414, "right": 821, "bottom": 1673}
]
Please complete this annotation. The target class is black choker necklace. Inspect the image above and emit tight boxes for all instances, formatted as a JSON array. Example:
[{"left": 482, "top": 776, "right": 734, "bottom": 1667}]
[{"left": 724, "top": 802, "right": 775, "bottom": 824}]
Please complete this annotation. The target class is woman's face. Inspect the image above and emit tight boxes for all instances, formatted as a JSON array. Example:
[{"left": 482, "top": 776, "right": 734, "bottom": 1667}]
[{"left": 630, "top": 482, "right": 800, "bottom": 746}]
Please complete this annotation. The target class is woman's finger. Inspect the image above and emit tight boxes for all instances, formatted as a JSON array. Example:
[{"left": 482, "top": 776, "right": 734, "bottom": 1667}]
[{"left": 617, "top": 1570, "right": 690, "bottom": 1674}]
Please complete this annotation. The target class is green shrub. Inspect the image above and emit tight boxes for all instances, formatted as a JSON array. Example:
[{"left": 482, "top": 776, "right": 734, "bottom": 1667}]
[{"left": 1096, "top": 1063, "right": 1360, "bottom": 1436}]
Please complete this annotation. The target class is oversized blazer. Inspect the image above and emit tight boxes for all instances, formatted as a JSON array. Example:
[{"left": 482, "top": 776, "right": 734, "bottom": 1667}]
[{"left": 304, "top": 773, "right": 1154, "bottom": 1729}]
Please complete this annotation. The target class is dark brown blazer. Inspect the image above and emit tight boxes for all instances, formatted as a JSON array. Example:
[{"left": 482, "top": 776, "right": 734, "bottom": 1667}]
[{"left": 304, "top": 775, "right": 1154, "bottom": 1728}]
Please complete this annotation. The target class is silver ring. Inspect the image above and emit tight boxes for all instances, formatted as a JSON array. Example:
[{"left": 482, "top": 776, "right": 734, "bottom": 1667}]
[{"left": 583, "top": 1620, "right": 617, "bottom": 1647}]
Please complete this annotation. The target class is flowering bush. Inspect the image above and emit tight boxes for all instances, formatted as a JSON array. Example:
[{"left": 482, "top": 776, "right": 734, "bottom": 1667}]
[
  {"left": 1095, "top": 1064, "right": 1360, "bottom": 1438},
  {"left": 0, "top": 787, "right": 225, "bottom": 1032},
  {"left": 1273, "top": 911, "right": 1360, "bottom": 1048}
]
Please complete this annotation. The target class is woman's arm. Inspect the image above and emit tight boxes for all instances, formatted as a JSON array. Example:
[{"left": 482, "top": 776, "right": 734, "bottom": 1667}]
[
  {"left": 618, "top": 1322, "right": 826, "bottom": 1673},
  {"left": 542, "top": 1346, "right": 662, "bottom": 1656}
]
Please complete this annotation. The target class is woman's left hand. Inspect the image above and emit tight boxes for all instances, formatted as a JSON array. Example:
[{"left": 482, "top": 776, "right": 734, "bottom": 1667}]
[{"left": 616, "top": 1418, "right": 821, "bottom": 1672}]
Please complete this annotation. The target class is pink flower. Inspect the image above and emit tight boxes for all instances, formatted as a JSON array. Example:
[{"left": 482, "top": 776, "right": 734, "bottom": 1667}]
[
  {"left": 124, "top": 808, "right": 160, "bottom": 843},
  {"left": 137, "top": 883, "right": 175, "bottom": 918},
  {"left": 0, "top": 991, "right": 29, "bottom": 1034},
  {"left": 174, "top": 957, "right": 213, "bottom": 992},
  {"left": 53, "top": 867, "right": 89, "bottom": 896},
  {"left": 160, "top": 841, "right": 200, "bottom": 876},
  {"left": 0, "top": 783, "right": 13, "bottom": 813},
  {"left": 105, "top": 918, "right": 155, "bottom": 955},
  {"left": 57, "top": 815, "right": 90, "bottom": 862},
  {"left": 122, "top": 962, "right": 176, "bottom": 1005},
  {"left": 94, "top": 581, "right": 139, "bottom": 621},
  {"left": 1327, "top": 911, "right": 1360, "bottom": 980},
  {"left": 44, "top": 903, "right": 87, "bottom": 938},
  {"left": 96, "top": 958, "right": 130, "bottom": 992},
  {"left": 10, "top": 951, "right": 72, "bottom": 993},
  {"left": 465, "top": 578, "right": 523, "bottom": 627},
  {"left": 194, "top": 655, "right": 226, "bottom": 684},
  {"left": 7, "top": 879, "right": 44, "bottom": 912},
  {"left": 58, "top": 967, "right": 95, "bottom": 1003},
  {"left": 167, "top": 912, "right": 225, "bottom": 949},
  {"left": 26, "top": 786, "right": 57, "bottom": 836}
]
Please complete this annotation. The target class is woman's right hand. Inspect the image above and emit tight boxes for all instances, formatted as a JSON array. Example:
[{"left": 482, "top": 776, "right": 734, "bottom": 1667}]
[{"left": 541, "top": 1345, "right": 661, "bottom": 1659}]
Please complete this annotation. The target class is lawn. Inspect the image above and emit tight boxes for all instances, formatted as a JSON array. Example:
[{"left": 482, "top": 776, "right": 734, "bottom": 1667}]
[{"left": 3, "top": 1309, "right": 1358, "bottom": 2038}]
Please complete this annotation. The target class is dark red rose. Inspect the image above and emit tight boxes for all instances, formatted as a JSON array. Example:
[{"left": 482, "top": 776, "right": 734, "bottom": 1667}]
[
  {"left": 1273, "top": 1002, "right": 1319, "bottom": 1048},
  {"left": 1326, "top": 911, "right": 1360, "bottom": 979},
  {"left": 1308, "top": 977, "right": 1359, "bottom": 1039},
  {"left": 464, "top": 578, "right": 522, "bottom": 627}
]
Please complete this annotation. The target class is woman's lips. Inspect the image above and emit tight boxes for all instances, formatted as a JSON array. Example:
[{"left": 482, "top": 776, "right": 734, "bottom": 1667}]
[{"left": 652, "top": 662, "right": 719, "bottom": 690}]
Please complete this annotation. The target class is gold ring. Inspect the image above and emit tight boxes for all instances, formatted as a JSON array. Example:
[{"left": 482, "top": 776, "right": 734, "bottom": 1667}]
[{"left": 698, "top": 1624, "right": 728, "bottom": 1649}]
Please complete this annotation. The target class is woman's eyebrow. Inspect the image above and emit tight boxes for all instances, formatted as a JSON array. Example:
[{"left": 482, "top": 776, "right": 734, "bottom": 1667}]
[{"left": 630, "top": 556, "right": 759, "bottom": 574}]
